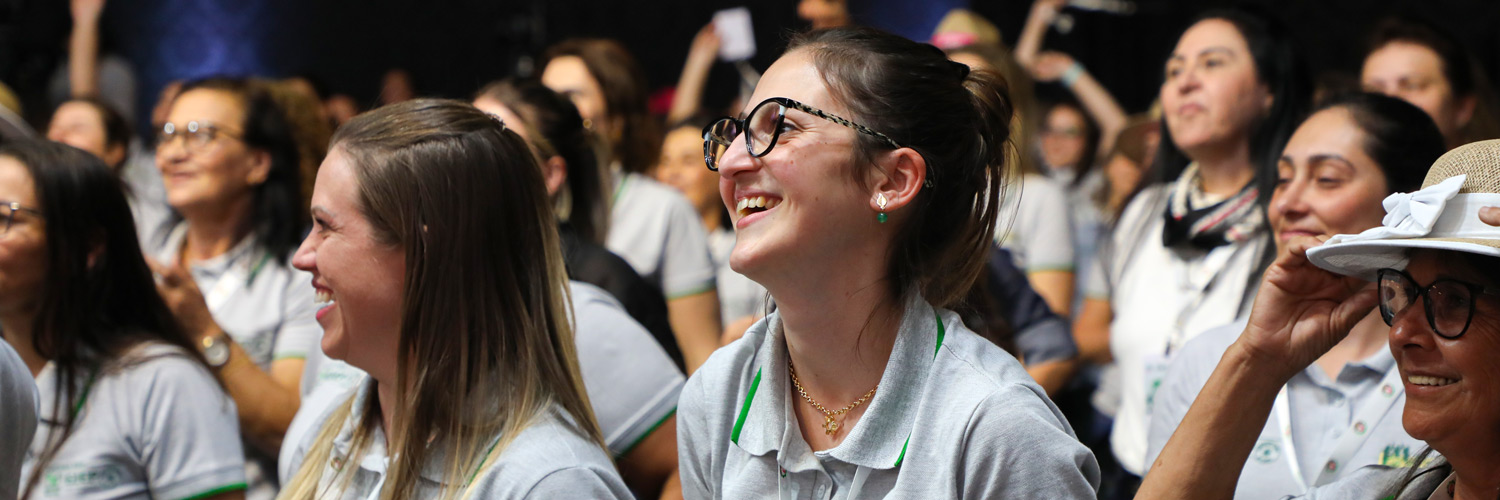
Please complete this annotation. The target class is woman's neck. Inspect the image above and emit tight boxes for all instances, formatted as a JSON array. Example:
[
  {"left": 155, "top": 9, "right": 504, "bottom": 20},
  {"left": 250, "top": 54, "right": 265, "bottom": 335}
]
[
  {"left": 1311, "top": 310, "right": 1388, "bottom": 379},
  {"left": 1192, "top": 141, "right": 1256, "bottom": 198},
  {"left": 179, "top": 197, "right": 254, "bottom": 265},
  {"left": 1450, "top": 457, "right": 1500, "bottom": 500},
  {"left": 768, "top": 256, "right": 903, "bottom": 406},
  {"left": 375, "top": 378, "right": 398, "bottom": 445},
  {"left": 1, "top": 309, "right": 45, "bottom": 376}
]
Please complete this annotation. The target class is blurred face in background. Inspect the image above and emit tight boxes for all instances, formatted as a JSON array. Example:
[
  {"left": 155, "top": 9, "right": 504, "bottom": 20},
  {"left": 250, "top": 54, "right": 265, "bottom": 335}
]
[
  {"left": 542, "top": 56, "right": 612, "bottom": 142},
  {"left": 656, "top": 125, "right": 721, "bottom": 226},
  {"left": 1161, "top": 19, "right": 1271, "bottom": 160},
  {"left": 156, "top": 89, "right": 268, "bottom": 217},
  {"left": 1362, "top": 41, "right": 1474, "bottom": 143},
  {"left": 0, "top": 157, "right": 45, "bottom": 315},
  {"left": 47, "top": 101, "right": 124, "bottom": 168},
  {"left": 1040, "top": 104, "right": 1088, "bottom": 170}
]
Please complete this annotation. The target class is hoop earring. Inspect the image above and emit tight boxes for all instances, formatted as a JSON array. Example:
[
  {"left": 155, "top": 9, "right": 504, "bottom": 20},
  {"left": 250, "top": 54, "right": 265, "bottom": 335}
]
[{"left": 876, "top": 193, "right": 888, "bottom": 224}]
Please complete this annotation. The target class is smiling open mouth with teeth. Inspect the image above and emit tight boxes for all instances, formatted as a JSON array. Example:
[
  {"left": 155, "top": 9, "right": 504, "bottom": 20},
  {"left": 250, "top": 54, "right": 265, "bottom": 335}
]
[
  {"left": 736, "top": 196, "right": 781, "bottom": 217},
  {"left": 1408, "top": 375, "right": 1459, "bottom": 387},
  {"left": 316, "top": 290, "right": 334, "bottom": 305}
]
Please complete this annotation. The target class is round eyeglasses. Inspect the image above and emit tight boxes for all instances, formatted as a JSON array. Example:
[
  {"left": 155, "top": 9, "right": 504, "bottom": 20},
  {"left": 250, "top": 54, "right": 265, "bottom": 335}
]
[
  {"left": 156, "top": 121, "right": 244, "bottom": 154},
  {"left": 702, "top": 97, "right": 902, "bottom": 172},
  {"left": 1378, "top": 267, "right": 1500, "bottom": 339}
]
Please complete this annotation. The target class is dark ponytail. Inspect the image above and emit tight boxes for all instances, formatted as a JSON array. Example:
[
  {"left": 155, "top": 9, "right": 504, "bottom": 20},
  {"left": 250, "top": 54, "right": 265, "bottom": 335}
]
[{"left": 788, "top": 27, "right": 1014, "bottom": 307}]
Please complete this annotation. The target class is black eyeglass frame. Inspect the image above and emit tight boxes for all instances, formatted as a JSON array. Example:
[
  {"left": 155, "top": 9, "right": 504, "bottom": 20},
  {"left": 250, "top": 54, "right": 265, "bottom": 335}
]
[
  {"left": 0, "top": 201, "right": 43, "bottom": 236},
  {"left": 155, "top": 120, "right": 244, "bottom": 152},
  {"left": 702, "top": 97, "right": 903, "bottom": 172},
  {"left": 1377, "top": 267, "right": 1500, "bottom": 339}
]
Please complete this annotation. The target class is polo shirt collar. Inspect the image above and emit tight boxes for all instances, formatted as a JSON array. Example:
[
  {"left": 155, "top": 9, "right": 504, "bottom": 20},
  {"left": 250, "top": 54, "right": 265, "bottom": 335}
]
[
  {"left": 732, "top": 291, "right": 941, "bottom": 470},
  {"left": 332, "top": 379, "right": 467, "bottom": 484},
  {"left": 159, "top": 222, "right": 261, "bottom": 275}
]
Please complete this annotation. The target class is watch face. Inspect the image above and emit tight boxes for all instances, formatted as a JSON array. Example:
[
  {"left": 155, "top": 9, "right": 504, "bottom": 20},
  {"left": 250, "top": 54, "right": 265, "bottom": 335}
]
[{"left": 204, "top": 338, "right": 230, "bottom": 367}]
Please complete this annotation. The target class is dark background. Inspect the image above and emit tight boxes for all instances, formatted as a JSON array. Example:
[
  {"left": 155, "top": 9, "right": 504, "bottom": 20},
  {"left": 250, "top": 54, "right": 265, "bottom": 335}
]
[{"left": 2, "top": 0, "right": 1498, "bottom": 134}]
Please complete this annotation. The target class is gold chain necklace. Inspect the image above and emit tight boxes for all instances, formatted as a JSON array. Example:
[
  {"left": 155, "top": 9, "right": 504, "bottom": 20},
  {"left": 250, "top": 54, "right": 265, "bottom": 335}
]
[{"left": 787, "top": 359, "right": 878, "bottom": 435}]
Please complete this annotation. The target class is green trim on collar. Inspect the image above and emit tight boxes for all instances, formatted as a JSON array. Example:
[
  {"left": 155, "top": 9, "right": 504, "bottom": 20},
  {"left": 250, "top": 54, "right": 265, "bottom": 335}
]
[
  {"left": 731, "top": 369, "right": 762, "bottom": 445},
  {"left": 897, "top": 309, "right": 945, "bottom": 468}
]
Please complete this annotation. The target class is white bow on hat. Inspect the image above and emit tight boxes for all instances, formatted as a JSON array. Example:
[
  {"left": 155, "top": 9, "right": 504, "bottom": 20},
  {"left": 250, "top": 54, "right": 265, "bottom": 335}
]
[{"left": 1327, "top": 175, "right": 1466, "bottom": 243}]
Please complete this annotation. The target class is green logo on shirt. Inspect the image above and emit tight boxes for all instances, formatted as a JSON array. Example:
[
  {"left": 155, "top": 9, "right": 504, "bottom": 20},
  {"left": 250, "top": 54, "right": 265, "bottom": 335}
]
[
  {"left": 1379, "top": 445, "right": 1412, "bottom": 467},
  {"left": 1251, "top": 439, "right": 1281, "bottom": 464},
  {"left": 41, "top": 463, "right": 126, "bottom": 497}
]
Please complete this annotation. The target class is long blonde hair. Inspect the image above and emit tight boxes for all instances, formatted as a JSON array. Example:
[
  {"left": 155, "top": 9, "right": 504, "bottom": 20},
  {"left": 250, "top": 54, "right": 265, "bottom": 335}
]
[{"left": 278, "top": 99, "right": 602, "bottom": 500}]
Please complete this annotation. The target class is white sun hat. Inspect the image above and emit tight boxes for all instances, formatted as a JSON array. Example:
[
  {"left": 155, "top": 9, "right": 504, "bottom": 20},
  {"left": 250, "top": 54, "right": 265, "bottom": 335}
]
[{"left": 1307, "top": 139, "right": 1500, "bottom": 280}]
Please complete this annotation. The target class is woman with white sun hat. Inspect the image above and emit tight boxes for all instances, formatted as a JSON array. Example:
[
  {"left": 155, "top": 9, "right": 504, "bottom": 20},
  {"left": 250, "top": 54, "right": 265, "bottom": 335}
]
[{"left": 1138, "top": 139, "right": 1500, "bottom": 500}]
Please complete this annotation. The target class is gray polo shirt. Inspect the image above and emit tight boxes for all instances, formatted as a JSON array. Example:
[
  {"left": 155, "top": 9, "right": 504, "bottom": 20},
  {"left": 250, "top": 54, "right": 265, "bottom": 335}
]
[
  {"left": 1287, "top": 465, "right": 1449, "bottom": 499},
  {"left": 281, "top": 380, "right": 631, "bottom": 499},
  {"left": 22, "top": 343, "right": 245, "bottom": 500},
  {"left": 0, "top": 337, "right": 37, "bottom": 500},
  {"left": 296, "top": 281, "right": 683, "bottom": 459},
  {"left": 606, "top": 172, "right": 718, "bottom": 300},
  {"left": 1145, "top": 319, "right": 1423, "bottom": 499},
  {"left": 678, "top": 292, "right": 1100, "bottom": 499},
  {"left": 148, "top": 224, "right": 320, "bottom": 500}
]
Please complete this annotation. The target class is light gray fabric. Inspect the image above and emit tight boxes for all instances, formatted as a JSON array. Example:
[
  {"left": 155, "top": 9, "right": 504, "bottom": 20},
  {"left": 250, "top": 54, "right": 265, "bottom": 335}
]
[
  {"left": 148, "top": 223, "right": 320, "bottom": 500},
  {"left": 569, "top": 281, "right": 685, "bottom": 456},
  {"left": 606, "top": 172, "right": 718, "bottom": 299},
  {"left": 708, "top": 227, "right": 769, "bottom": 326},
  {"left": 996, "top": 173, "right": 1077, "bottom": 273},
  {"left": 22, "top": 343, "right": 244, "bottom": 500},
  {"left": 1145, "top": 320, "right": 1425, "bottom": 499},
  {"left": 297, "top": 281, "right": 683, "bottom": 458},
  {"left": 1286, "top": 466, "right": 1449, "bottom": 500},
  {"left": 0, "top": 337, "right": 37, "bottom": 500},
  {"left": 678, "top": 292, "right": 1099, "bottom": 499},
  {"left": 281, "top": 381, "right": 631, "bottom": 500}
]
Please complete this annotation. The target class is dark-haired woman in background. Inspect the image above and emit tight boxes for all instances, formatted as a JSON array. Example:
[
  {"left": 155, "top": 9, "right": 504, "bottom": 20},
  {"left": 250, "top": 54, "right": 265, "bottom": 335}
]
[
  {"left": 147, "top": 77, "right": 318, "bottom": 500},
  {"left": 2, "top": 140, "right": 244, "bottom": 500},
  {"left": 1142, "top": 93, "right": 1446, "bottom": 499},
  {"left": 45, "top": 97, "right": 128, "bottom": 171},
  {"left": 1361, "top": 15, "right": 1500, "bottom": 149},
  {"left": 541, "top": 39, "right": 723, "bottom": 373},
  {"left": 470, "top": 79, "right": 686, "bottom": 498},
  {"left": 679, "top": 27, "right": 1098, "bottom": 497},
  {"left": 1070, "top": 9, "right": 1311, "bottom": 488}
]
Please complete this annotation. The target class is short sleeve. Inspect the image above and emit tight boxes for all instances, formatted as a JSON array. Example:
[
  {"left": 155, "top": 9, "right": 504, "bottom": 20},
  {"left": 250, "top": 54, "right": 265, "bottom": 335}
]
[
  {"left": 272, "top": 264, "right": 321, "bottom": 362},
  {"left": 521, "top": 466, "right": 633, "bottom": 499},
  {"left": 569, "top": 282, "right": 685, "bottom": 456},
  {"left": 134, "top": 356, "right": 247, "bottom": 500},
  {"left": 961, "top": 386, "right": 1100, "bottom": 498},
  {"left": 657, "top": 193, "right": 718, "bottom": 300},
  {"left": 1015, "top": 176, "right": 1076, "bottom": 273},
  {"left": 0, "top": 338, "right": 37, "bottom": 500},
  {"left": 1082, "top": 247, "right": 1111, "bottom": 300}
]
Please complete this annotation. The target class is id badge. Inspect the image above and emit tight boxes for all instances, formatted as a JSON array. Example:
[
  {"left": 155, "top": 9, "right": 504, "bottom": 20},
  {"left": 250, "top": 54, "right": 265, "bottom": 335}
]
[{"left": 1142, "top": 353, "right": 1172, "bottom": 418}]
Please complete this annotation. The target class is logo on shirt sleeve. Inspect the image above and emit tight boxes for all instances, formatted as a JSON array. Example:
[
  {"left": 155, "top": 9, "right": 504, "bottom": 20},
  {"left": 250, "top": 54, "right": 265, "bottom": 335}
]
[{"left": 1250, "top": 439, "right": 1281, "bottom": 464}]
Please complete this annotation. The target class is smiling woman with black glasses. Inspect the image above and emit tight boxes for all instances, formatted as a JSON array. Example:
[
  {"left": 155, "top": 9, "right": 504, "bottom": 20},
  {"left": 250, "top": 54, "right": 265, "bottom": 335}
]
[
  {"left": 1141, "top": 139, "right": 1500, "bottom": 500},
  {"left": 678, "top": 27, "right": 1099, "bottom": 499},
  {"left": 145, "top": 77, "right": 317, "bottom": 500}
]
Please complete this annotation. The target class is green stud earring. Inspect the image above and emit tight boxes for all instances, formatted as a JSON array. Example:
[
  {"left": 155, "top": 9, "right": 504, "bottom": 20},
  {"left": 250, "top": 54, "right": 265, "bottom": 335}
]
[{"left": 876, "top": 193, "right": 889, "bottom": 223}]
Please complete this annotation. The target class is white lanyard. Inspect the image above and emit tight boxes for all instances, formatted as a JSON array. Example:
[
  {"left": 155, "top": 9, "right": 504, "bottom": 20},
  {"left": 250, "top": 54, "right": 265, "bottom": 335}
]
[{"left": 1273, "top": 366, "right": 1404, "bottom": 488}]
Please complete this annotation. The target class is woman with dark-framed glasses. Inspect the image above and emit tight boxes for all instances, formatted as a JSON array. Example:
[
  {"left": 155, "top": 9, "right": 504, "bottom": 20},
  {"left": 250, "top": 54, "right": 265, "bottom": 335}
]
[
  {"left": 678, "top": 27, "right": 1099, "bottom": 498},
  {"left": 1141, "top": 139, "right": 1500, "bottom": 499},
  {"left": 2, "top": 140, "right": 246, "bottom": 500},
  {"left": 147, "top": 77, "right": 317, "bottom": 500}
]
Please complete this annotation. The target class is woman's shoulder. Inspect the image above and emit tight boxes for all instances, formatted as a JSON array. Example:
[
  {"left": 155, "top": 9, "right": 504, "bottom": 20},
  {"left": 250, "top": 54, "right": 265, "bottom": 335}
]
[
  {"left": 473, "top": 408, "right": 631, "bottom": 499},
  {"left": 683, "top": 316, "right": 767, "bottom": 404},
  {"left": 103, "top": 341, "right": 212, "bottom": 381},
  {"left": 927, "top": 315, "right": 1063, "bottom": 420}
]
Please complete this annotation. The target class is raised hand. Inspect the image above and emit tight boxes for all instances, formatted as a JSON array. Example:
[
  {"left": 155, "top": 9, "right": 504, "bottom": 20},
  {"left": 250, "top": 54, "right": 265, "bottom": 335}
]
[
  {"left": 1030, "top": 51, "right": 1076, "bottom": 82},
  {"left": 1236, "top": 236, "right": 1379, "bottom": 381},
  {"left": 70, "top": 0, "right": 106, "bottom": 22},
  {"left": 687, "top": 23, "right": 723, "bottom": 68},
  {"left": 146, "top": 257, "right": 219, "bottom": 340}
]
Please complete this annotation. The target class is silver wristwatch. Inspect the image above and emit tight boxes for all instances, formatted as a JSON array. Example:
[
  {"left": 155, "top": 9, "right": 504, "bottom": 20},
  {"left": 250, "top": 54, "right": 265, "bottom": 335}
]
[{"left": 201, "top": 333, "right": 231, "bottom": 368}]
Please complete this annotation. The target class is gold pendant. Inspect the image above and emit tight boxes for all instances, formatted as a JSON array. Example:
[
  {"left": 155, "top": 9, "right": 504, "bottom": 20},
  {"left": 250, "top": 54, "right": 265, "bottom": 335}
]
[{"left": 824, "top": 415, "right": 839, "bottom": 435}]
